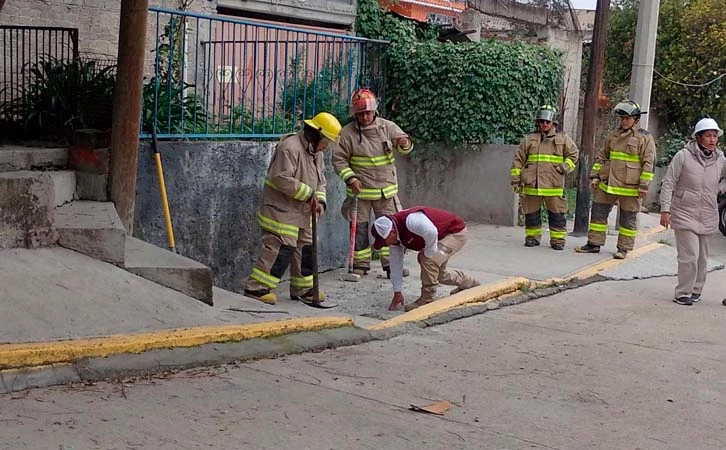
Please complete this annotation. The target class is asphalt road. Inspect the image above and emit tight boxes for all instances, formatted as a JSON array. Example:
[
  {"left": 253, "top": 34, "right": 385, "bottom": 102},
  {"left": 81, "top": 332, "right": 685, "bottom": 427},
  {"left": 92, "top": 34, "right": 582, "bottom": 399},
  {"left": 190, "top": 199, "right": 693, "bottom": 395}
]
[{"left": 2, "top": 271, "right": 726, "bottom": 450}]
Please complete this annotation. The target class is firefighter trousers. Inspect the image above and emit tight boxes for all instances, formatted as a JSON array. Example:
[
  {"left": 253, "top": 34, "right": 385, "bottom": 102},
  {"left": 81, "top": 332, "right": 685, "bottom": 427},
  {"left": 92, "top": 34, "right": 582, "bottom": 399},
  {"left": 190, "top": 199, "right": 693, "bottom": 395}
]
[
  {"left": 341, "top": 195, "right": 402, "bottom": 272},
  {"left": 419, "top": 228, "right": 478, "bottom": 301},
  {"left": 246, "top": 227, "right": 315, "bottom": 296},
  {"left": 522, "top": 194, "right": 568, "bottom": 245},
  {"left": 586, "top": 189, "right": 640, "bottom": 251}
]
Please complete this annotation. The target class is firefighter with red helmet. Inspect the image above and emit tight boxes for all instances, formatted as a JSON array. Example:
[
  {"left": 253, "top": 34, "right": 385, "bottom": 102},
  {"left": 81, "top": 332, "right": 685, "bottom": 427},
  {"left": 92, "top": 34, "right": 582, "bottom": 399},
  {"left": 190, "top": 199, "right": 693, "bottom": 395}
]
[{"left": 332, "top": 88, "right": 413, "bottom": 279}]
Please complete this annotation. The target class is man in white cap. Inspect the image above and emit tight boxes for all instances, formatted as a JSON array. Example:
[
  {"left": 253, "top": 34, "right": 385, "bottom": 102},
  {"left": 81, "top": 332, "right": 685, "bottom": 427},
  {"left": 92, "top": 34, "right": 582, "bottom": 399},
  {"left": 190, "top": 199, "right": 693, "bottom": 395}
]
[{"left": 371, "top": 206, "right": 479, "bottom": 311}]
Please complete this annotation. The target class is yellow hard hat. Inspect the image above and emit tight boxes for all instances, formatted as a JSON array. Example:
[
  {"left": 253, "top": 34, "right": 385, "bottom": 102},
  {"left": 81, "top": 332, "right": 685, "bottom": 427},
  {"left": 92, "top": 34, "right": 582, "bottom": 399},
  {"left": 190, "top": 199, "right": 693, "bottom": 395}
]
[{"left": 304, "top": 112, "right": 342, "bottom": 142}]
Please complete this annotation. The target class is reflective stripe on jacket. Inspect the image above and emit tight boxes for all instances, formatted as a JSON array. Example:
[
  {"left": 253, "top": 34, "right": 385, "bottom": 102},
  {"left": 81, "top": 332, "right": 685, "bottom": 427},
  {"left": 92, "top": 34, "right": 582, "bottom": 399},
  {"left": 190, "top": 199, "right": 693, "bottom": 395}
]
[
  {"left": 332, "top": 117, "right": 412, "bottom": 200},
  {"left": 511, "top": 128, "right": 579, "bottom": 197},
  {"left": 590, "top": 127, "right": 656, "bottom": 197},
  {"left": 258, "top": 132, "right": 326, "bottom": 235}
]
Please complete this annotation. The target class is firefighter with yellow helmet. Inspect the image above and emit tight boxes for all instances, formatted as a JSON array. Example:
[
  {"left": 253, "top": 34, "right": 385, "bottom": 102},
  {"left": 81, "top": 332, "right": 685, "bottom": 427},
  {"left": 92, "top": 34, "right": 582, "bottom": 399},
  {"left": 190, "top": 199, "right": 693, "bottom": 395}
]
[
  {"left": 332, "top": 88, "right": 413, "bottom": 279},
  {"left": 244, "top": 112, "right": 342, "bottom": 305},
  {"left": 511, "top": 105, "right": 579, "bottom": 250},
  {"left": 575, "top": 99, "right": 656, "bottom": 259}
]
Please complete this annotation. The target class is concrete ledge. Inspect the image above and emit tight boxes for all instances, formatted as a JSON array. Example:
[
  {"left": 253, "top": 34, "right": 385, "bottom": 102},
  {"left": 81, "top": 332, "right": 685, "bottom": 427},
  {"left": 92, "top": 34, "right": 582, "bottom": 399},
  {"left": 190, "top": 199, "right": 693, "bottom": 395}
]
[
  {"left": 0, "top": 326, "right": 371, "bottom": 394},
  {"left": 124, "top": 236, "right": 214, "bottom": 305},
  {"left": 55, "top": 201, "right": 126, "bottom": 265},
  {"left": 75, "top": 172, "right": 108, "bottom": 201},
  {"left": 0, "top": 171, "right": 57, "bottom": 249},
  {"left": 48, "top": 170, "right": 77, "bottom": 207},
  {"left": 0, "top": 316, "right": 355, "bottom": 371},
  {"left": 0, "top": 146, "right": 68, "bottom": 171},
  {"left": 368, "top": 277, "right": 530, "bottom": 331},
  {"left": 368, "top": 233, "right": 669, "bottom": 333}
]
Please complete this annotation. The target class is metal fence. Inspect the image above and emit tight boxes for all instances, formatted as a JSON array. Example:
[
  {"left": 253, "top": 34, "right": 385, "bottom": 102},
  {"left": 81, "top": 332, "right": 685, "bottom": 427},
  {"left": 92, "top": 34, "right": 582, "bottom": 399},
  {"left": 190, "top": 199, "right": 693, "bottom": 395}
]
[
  {"left": 0, "top": 26, "right": 80, "bottom": 128},
  {"left": 143, "top": 7, "right": 389, "bottom": 139}
]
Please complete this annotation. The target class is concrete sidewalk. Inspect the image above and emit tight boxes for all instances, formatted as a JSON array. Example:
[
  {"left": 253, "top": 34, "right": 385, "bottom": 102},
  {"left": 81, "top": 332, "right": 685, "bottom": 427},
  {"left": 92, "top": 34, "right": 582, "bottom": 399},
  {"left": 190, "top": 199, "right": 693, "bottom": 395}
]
[{"left": 3, "top": 209, "right": 722, "bottom": 392}]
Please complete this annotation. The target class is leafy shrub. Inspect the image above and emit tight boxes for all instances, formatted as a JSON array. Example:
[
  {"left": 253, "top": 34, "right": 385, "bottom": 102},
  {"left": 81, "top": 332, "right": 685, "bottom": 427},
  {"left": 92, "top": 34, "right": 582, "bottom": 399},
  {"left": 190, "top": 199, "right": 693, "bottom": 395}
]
[{"left": 0, "top": 57, "right": 116, "bottom": 133}]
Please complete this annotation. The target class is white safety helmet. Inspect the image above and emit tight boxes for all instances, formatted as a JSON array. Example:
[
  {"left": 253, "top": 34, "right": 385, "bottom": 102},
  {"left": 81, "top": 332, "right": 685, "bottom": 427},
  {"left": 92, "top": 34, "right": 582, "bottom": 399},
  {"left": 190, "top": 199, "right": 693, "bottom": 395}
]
[{"left": 692, "top": 118, "right": 724, "bottom": 139}]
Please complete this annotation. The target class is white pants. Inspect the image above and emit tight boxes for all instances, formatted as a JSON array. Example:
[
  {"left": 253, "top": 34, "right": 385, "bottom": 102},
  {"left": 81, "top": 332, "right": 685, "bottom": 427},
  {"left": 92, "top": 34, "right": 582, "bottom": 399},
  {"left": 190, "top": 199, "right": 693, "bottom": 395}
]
[{"left": 674, "top": 229, "right": 711, "bottom": 299}]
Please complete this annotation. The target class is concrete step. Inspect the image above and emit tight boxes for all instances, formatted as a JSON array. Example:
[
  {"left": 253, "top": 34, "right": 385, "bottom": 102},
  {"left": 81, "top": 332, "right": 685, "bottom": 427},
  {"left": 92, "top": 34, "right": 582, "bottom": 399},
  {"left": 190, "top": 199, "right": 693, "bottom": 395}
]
[
  {"left": 0, "top": 146, "right": 68, "bottom": 171},
  {"left": 55, "top": 201, "right": 126, "bottom": 266},
  {"left": 0, "top": 171, "right": 57, "bottom": 249},
  {"left": 124, "top": 236, "right": 214, "bottom": 305},
  {"left": 48, "top": 170, "right": 77, "bottom": 207}
]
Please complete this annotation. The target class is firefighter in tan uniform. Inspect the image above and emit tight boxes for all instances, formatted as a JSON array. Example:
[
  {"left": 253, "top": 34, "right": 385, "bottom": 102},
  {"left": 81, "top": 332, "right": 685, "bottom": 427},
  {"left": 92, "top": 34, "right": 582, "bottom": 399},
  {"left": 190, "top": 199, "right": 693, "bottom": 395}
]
[
  {"left": 575, "top": 100, "right": 656, "bottom": 259},
  {"left": 511, "top": 105, "right": 579, "bottom": 250},
  {"left": 332, "top": 88, "right": 413, "bottom": 278},
  {"left": 244, "top": 112, "right": 342, "bottom": 305}
]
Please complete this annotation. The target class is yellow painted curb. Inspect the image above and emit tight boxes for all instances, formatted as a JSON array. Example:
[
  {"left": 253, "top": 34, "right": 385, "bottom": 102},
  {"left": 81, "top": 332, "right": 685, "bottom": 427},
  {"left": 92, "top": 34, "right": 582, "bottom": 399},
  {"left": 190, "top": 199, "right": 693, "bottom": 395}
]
[
  {"left": 367, "top": 277, "right": 529, "bottom": 331},
  {"left": 0, "top": 316, "right": 354, "bottom": 370},
  {"left": 565, "top": 241, "right": 663, "bottom": 281}
]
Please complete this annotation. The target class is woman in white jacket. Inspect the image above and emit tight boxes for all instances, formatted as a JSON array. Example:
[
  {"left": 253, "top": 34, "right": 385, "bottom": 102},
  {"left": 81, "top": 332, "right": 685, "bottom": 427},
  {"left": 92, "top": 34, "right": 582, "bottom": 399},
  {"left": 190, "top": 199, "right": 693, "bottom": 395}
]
[{"left": 660, "top": 118, "right": 725, "bottom": 306}]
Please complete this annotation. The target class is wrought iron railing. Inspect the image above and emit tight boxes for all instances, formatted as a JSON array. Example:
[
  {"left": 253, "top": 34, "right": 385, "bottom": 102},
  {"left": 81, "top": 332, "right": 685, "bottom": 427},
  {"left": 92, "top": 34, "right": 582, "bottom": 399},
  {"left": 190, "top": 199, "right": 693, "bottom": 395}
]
[
  {"left": 0, "top": 26, "right": 80, "bottom": 129},
  {"left": 143, "top": 7, "right": 389, "bottom": 140}
]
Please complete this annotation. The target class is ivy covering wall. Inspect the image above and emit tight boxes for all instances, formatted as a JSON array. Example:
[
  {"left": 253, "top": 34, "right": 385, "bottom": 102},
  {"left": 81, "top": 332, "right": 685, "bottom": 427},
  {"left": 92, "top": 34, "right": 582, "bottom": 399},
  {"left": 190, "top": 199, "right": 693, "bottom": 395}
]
[{"left": 356, "top": 0, "right": 565, "bottom": 145}]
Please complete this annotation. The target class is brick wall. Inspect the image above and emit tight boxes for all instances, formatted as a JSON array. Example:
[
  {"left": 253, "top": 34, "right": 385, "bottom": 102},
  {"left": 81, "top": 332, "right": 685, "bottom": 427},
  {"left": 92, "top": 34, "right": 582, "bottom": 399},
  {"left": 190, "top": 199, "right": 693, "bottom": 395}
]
[{"left": 0, "top": 0, "right": 217, "bottom": 59}]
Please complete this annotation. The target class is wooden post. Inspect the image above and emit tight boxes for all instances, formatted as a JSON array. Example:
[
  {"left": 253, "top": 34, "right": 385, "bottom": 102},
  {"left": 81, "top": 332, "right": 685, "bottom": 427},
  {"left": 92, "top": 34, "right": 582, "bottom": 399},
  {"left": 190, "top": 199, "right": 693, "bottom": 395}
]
[
  {"left": 573, "top": 0, "right": 610, "bottom": 235},
  {"left": 109, "top": 0, "right": 149, "bottom": 233}
]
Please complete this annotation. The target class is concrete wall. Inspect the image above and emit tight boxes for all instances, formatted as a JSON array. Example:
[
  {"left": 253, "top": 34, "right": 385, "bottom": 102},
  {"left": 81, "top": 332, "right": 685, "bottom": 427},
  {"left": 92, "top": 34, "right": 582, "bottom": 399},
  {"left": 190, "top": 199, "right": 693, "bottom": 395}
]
[
  {"left": 396, "top": 144, "right": 518, "bottom": 226},
  {"left": 133, "top": 141, "right": 517, "bottom": 291},
  {"left": 539, "top": 27, "right": 583, "bottom": 143},
  {"left": 133, "top": 141, "right": 349, "bottom": 292}
]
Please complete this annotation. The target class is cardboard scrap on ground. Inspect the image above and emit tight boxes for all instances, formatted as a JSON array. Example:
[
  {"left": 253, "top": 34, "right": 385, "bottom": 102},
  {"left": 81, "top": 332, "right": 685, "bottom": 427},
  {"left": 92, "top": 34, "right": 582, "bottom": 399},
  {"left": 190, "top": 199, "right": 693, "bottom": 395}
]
[{"left": 409, "top": 400, "right": 451, "bottom": 416}]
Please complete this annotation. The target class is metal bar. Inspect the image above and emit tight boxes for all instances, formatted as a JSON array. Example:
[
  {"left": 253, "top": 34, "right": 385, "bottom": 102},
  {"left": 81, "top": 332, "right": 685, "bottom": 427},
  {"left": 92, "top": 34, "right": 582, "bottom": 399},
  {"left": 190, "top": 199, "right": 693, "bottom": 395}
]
[
  {"left": 240, "top": 23, "right": 247, "bottom": 131},
  {"left": 216, "top": 20, "right": 224, "bottom": 134},
  {"left": 229, "top": 21, "right": 237, "bottom": 134},
  {"left": 152, "top": 11, "right": 161, "bottom": 135},
  {"left": 204, "top": 17, "right": 212, "bottom": 135},
  {"left": 281, "top": 30, "right": 290, "bottom": 131},
  {"left": 166, "top": 14, "right": 175, "bottom": 135},
  {"left": 302, "top": 31, "right": 309, "bottom": 119},
  {"left": 180, "top": 14, "right": 187, "bottom": 134},
  {"left": 251, "top": 26, "right": 258, "bottom": 134},
  {"left": 261, "top": 26, "right": 268, "bottom": 135},
  {"left": 201, "top": 39, "right": 365, "bottom": 45},
  {"left": 72, "top": 29, "right": 79, "bottom": 60},
  {"left": 192, "top": 17, "right": 200, "bottom": 133},
  {"left": 271, "top": 27, "right": 279, "bottom": 133}
]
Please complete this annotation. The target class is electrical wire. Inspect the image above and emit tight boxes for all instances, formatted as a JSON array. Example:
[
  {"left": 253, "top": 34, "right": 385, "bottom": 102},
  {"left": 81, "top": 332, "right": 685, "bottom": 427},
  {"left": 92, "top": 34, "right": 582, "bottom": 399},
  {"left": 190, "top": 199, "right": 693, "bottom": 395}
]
[{"left": 653, "top": 69, "right": 726, "bottom": 88}]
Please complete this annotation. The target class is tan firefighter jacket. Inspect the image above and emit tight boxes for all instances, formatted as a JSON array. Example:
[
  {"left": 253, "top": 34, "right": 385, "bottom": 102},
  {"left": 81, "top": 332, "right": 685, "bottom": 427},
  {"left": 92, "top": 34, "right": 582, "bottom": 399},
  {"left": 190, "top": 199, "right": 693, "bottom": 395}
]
[
  {"left": 590, "top": 127, "right": 656, "bottom": 197},
  {"left": 258, "top": 132, "right": 327, "bottom": 238},
  {"left": 511, "top": 128, "right": 579, "bottom": 196},
  {"left": 332, "top": 117, "right": 412, "bottom": 200}
]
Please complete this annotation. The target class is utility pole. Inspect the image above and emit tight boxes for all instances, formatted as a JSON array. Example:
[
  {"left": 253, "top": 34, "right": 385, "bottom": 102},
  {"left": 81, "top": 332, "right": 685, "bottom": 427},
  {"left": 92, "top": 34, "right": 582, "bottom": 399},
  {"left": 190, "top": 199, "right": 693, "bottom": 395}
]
[
  {"left": 573, "top": 0, "right": 610, "bottom": 235},
  {"left": 110, "top": 0, "right": 149, "bottom": 233},
  {"left": 629, "top": 0, "right": 660, "bottom": 130}
]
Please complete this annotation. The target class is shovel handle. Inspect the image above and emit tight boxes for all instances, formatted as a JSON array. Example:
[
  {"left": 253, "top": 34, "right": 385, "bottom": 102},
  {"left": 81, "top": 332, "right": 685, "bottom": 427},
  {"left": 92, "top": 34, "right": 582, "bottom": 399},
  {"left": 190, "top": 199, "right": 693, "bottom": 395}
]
[
  {"left": 312, "top": 207, "right": 319, "bottom": 302},
  {"left": 348, "top": 196, "right": 358, "bottom": 273}
]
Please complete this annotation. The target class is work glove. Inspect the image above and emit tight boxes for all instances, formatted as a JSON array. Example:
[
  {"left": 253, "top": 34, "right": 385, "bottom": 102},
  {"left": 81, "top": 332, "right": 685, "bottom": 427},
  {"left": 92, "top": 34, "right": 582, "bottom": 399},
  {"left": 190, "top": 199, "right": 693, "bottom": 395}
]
[
  {"left": 555, "top": 163, "right": 569, "bottom": 175},
  {"left": 512, "top": 184, "right": 523, "bottom": 194},
  {"left": 590, "top": 178, "right": 600, "bottom": 190}
]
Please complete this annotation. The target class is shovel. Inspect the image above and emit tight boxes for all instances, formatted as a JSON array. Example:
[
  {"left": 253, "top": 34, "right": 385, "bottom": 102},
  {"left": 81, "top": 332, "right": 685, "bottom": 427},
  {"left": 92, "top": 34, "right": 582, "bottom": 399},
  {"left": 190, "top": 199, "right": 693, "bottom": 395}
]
[
  {"left": 343, "top": 196, "right": 361, "bottom": 282},
  {"left": 301, "top": 204, "right": 338, "bottom": 309}
]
